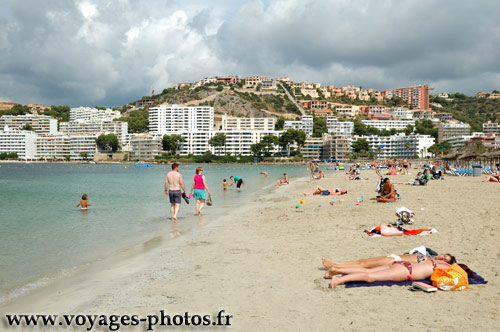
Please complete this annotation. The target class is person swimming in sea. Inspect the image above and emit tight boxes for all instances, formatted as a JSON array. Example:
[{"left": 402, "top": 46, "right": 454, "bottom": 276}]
[{"left": 75, "top": 194, "right": 92, "bottom": 210}]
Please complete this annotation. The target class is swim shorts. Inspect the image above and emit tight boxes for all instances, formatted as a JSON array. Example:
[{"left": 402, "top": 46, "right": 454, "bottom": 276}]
[
  {"left": 169, "top": 190, "right": 182, "bottom": 204},
  {"left": 321, "top": 190, "right": 330, "bottom": 196},
  {"left": 236, "top": 179, "right": 243, "bottom": 188}
]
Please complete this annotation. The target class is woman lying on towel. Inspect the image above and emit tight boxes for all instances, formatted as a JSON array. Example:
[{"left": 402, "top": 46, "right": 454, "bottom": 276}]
[
  {"left": 324, "top": 259, "right": 460, "bottom": 288},
  {"left": 304, "top": 186, "right": 348, "bottom": 196},
  {"left": 321, "top": 252, "right": 455, "bottom": 270}
]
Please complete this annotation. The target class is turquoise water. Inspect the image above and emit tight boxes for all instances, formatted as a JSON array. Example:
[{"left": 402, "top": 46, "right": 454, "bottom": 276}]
[{"left": 0, "top": 163, "right": 307, "bottom": 301}]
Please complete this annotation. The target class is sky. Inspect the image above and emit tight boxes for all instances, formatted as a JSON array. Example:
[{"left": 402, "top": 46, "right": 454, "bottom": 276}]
[{"left": 1, "top": 0, "right": 499, "bottom": 107}]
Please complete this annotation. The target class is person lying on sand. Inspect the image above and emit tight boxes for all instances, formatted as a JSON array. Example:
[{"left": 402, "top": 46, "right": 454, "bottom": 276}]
[
  {"left": 321, "top": 252, "right": 455, "bottom": 270},
  {"left": 324, "top": 259, "right": 466, "bottom": 288},
  {"left": 377, "top": 178, "right": 396, "bottom": 203},
  {"left": 304, "top": 186, "right": 347, "bottom": 196},
  {"left": 482, "top": 163, "right": 500, "bottom": 182}
]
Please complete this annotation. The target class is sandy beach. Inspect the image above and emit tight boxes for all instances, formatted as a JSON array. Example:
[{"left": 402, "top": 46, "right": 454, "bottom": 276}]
[{"left": 1, "top": 168, "right": 499, "bottom": 331}]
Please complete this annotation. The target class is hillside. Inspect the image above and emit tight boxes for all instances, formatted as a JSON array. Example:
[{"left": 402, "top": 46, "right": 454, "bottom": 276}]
[
  {"left": 430, "top": 93, "right": 500, "bottom": 132},
  {"left": 117, "top": 85, "right": 303, "bottom": 133}
]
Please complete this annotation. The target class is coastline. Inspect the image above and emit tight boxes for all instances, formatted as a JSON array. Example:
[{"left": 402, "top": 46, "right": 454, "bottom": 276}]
[{"left": 2, "top": 170, "right": 499, "bottom": 331}]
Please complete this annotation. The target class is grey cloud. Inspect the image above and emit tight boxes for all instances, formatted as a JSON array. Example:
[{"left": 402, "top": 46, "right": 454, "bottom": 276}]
[{"left": 0, "top": 0, "right": 499, "bottom": 107}]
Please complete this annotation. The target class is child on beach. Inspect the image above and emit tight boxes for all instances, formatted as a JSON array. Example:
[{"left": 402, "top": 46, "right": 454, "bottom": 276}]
[
  {"left": 222, "top": 179, "right": 228, "bottom": 191},
  {"left": 76, "top": 194, "right": 91, "bottom": 210}
]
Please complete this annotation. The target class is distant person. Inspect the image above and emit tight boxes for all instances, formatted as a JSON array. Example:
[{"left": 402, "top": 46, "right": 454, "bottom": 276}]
[
  {"left": 482, "top": 163, "right": 500, "bottom": 182},
  {"left": 314, "top": 170, "right": 325, "bottom": 180},
  {"left": 377, "top": 178, "right": 396, "bottom": 203},
  {"left": 260, "top": 171, "right": 268, "bottom": 178},
  {"left": 304, "top": 186, "right": 348, "bottom": 196},
  {"left": 189, "top": 167, "right": 211, "bottom": 216},
  {"left": 229, "top": 175, "right": 244, "bottom": 191},
  {"left": 309, "top": 161, "right": 316, "bottom": 179},
  {"left": 402, "top": 158, "right": 409, "bottom": 174},
  {"left": 165, "top": 163, "right": 187, "bottom": 221},
  {"left": 75, "top": 194, "right": 91, "bottom": 210},
  {"left": 276, "top": 173, "right": 290, "bottom": 186},
  {"left": 222, "top": 179, "right": 228, "bottom": 191}
]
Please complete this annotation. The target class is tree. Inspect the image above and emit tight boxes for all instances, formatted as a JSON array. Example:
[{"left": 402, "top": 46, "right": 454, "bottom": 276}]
[
  {"left": 313, "top": 116, "right": 328, "bottom": 137},
  {"left": 64, "top": 155, "right": 71, "bottom": 161},
  {"left": 275, "top": 116, "right": 285, "bottom": 130},
  {"left": 216, "top": 84, "right": 224, "bottom": 92},
  {"left": 79, "top": 152, "right": 89, "bottom": 161},
  {"left": 260, "top": 134, "right": 278, "bottom": 156},
  {"left": 250, "top": 142, "right": 265, "bottom": 160},
  {"left": 352, "top": 139, "right": 371, "bottom": 153},
  {"left": 428, "top": 141, "right": 452, "bottom": 156},
  {"left": 96, "top": 134, "right": 119, "bottom": 152},
  {"left": 115, "top": 109, "right": 149, "bottom": 133},
  {"left": 162, "top": 134, "right": 185, "bottom": 155},
  {"left": 208, "top": 133, "right": 226, "bottom": 155},
  {"left": 22, "top": 124, "right": 33, "bottom": 131},
  {"left": 279, "top": 129, "right": 306, "bottom": 156}
]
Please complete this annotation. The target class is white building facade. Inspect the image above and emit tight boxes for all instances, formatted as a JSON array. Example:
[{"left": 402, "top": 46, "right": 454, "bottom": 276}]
[
  {"left": 70, "top": 107, "right": 121, "bottom": 122},
  {"left": 0, "top": 115, "right": 57, "bottom": 134},
  {"left": 36, "top": 134, "right": 97, "bottom": 161},
  {"left": 284, "top": 115, "right": 313, "bottom": 135},
  {"left": 59, "top": 120, "right": 128, "bottom": 145},
  {"left": 0, "top": 128, "right": 37, "bottom": 159},
  {"left": 355, "top": 133, "right": 434, "bottom": 159},
  {"left": 149, "top": 105, "right": 214, "bottom": 134},
  {"left": 221, "top": 115, "right": 275, "bottom": 131},
  {"left": 326, "top": 117, "right": 354, "bottom": 137},
  {"left": 361, "top": 120, "right": 415, "bottom": 131}
]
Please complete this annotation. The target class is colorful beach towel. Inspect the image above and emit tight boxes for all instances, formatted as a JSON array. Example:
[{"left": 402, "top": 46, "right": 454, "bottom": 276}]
[
  {"left": 365, "top": 225, "right": 437, "bottom": 237},
  {"left": 344, "top": 271, "right": 487, "bottom": 288}
]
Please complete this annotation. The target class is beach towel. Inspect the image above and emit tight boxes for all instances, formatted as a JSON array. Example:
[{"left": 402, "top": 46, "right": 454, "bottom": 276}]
[
  {"left": 344, "top": 271, "right": 487, "bottom": 288},
  {"left": 365, "top": 225, "right": 437, "bottom": 237}
]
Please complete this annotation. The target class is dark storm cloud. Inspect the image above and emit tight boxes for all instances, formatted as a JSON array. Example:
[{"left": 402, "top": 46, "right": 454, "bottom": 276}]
[{"left": 0, "top": 0, "right": 499, "bottom": 107}]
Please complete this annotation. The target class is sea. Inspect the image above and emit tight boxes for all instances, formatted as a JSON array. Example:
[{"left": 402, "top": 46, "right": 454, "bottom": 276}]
[{"left": 0, "top": 162, "right": 308, "bottom": 302}]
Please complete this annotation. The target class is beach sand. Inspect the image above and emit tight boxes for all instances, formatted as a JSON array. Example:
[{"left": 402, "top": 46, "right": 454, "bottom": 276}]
[{"left": 1, "top": 169, "right": 499, "bottom": 331}]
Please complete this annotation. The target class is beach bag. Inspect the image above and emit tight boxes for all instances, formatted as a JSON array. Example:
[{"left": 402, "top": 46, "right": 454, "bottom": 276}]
[
  {"left": 380, "top": 224, "right": 404, "bottom": 236},
  {"left": 431, "top": 263, "right": 469, "bottom": 291},
  {"left": 206, "top": 194, "right": 213, "bottom": 206}
]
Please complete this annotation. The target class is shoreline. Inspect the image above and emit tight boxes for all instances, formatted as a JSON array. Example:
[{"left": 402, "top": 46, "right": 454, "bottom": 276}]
[{"left": 0, "top": 173, "right": 286, "bottom": 310}]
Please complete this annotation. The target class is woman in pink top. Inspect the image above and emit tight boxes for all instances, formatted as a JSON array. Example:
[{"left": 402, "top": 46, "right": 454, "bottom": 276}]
[{"left": 190, "top": 167, "right": 211, "bottom": 216}]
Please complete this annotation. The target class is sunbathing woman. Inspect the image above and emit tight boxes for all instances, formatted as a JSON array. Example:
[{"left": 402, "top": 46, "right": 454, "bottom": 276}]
[
  {"left": 325, "top": 259, "right": 452, "bottom": 288},
  {"left": 304, "top": 186, "right": 347, "bottom": 196},
  {"left": 482, "top": 163, "right": 500, "bottom": 182},
  {"left": 321, "top": 252, "right": 455, "bottom": 270}
]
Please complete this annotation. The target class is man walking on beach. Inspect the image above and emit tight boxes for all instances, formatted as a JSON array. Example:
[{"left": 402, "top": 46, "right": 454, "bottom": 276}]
[{"left": 165, "top": 163, "right": 187, "bottom": 221}]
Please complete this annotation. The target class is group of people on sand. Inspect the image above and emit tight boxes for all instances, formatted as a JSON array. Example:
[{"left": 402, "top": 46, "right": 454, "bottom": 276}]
[
  {"left": 321, "top": 249, "right": 473, "bottom": 288},
  {"left": 308, "top": 161, "right": 325, "bottom": 180},
  {"left": 385, "top": 158, "right": 410, "bottom": 175},
  {"left": 164, "top": 163, "right": 244, "bottom": 221}
]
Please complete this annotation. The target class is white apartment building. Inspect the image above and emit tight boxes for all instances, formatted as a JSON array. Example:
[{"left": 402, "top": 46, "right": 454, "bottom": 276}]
[
  {"left": 59, "top": 120, "right": 128, "bottom": 145},
  {"left": 284, "top": 115, "right": 313, "bottom": 135},
  {"left": 175, "top": 131, "right": 281, "bottom": 156},
  {"left": 483, "top": 121, "right": 500, "bottom": 135},
  {"left": 355, "top": 133, "right": 434, "bottom": 159},
  {"left": 335, "top": 105, "right": 360, "bottom": 118},
  {"left": 361, "top": 120, "right": 415, "bottom": 131},
  {"left": 149, "top": 105, "right": 214, "bottom": 134},
  {"left": 70, "top": 107, "right": 121, "bottom": 122},
  {"left": 0, "top": 128, "right": 37, "bottom": 159},
  {"left": 388, "top": 107, "right": 413, "bottom": 120},
  {"left": 191, "top": 77, "right": 217, "bottom": 89},
  {"left": 438, "top": 122, "right": 471, "bottom": 142},
  {"left": 326, "top": 117, "right": 354, "bottom": 137},
  {"left": 0, "top": 114, "right": 57, "bottom": 134},
  {"left": 221, "top": 115, "right": 275, "bottom": 131},
  {"left": 129, "top": 134, "right": 162, "bottom": 160},
  {"left": 35, "top": 134, "right": 97, "bottom": 161}
]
